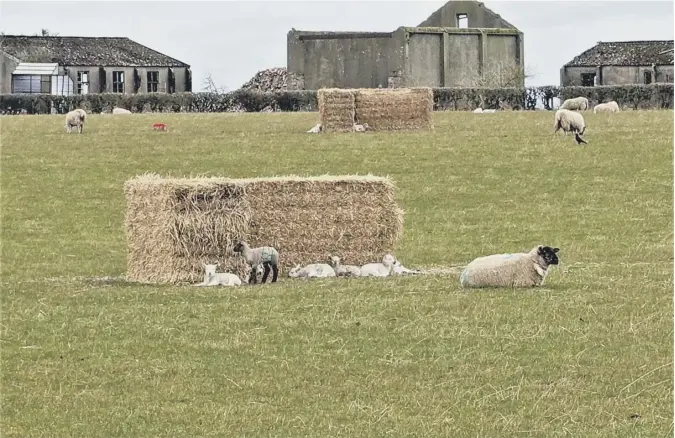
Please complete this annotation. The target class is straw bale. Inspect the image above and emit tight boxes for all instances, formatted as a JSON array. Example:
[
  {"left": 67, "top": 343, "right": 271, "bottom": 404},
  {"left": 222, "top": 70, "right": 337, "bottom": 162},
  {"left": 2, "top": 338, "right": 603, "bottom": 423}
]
[
  {"left": 354, "top": 87, "right": 434, "bottom": 132},
  {"left": 124, "top": 173, "right": 404, "bottom": 284},
  {"left": 318, "top": 88, "right": 356, "bottom": 133}
]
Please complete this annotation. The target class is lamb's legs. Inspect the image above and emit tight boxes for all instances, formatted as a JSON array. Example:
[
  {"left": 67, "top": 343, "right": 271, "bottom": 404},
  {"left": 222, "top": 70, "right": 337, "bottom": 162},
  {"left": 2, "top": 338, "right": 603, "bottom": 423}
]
[
  {"left": 249, "top": 266, "right": 258, "bottom": 284},
  {"left": 261, "top": 263, "right": 271, "bottom": 283},
  {"left": 271, "top": 264, "right": 278, "bottom": 282}
]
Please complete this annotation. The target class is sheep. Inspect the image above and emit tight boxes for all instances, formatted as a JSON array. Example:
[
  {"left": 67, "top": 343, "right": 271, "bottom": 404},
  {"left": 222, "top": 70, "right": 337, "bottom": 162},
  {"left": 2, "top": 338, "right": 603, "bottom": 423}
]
[
  {"left": 359, "top": 253, "right": 397, "bottom": 277},
  {"left": 327, "top": 254, "right": 361, "bottom": 277},
  {"left": 459, "top": 245, "right": 560, "bottom": 289},
  {"left": 593, "top": 101, "right": 620, "bottom": 114},
  {"left": 307, "top": 123, "right": 322, "bottom": 133},
  {"left": 559, "top": 96, "right": 590, "bottom": 111},
  {"left": 554, "top": 109, "right": 588, "bottom": 145},
  {"left": 247, "top": 264, "right": 264, "bottom": 283},
  {"left": 195, "top": 263, "right": 242, "bottom": 286},
  {"left": 64, "top": 108, "right": 87, "bottom": 134},
  {"left": 288, "top": 263, "right": 336, "bottom": 278},
  {"left": 353, "top": 123, "right": 370, "bottom": 132},
  {"left": 112, "top": 107, "right": 132, "bottom": 115},
  {"left": 232, "top": 240, "right": 279, "bottom": 284},
  {"left": 392, "top": 260, "right": 423, "bottom": 276}
]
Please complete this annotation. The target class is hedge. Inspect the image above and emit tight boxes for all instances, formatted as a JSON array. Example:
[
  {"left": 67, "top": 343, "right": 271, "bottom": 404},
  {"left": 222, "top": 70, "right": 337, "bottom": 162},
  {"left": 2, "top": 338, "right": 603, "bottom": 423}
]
[{"left": 0, "top": 84, "right": 672, "bottom": 115}]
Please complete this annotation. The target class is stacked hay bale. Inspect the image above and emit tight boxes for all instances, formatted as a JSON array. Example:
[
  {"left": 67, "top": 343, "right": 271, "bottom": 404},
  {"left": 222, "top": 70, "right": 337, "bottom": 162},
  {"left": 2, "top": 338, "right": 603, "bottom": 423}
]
[
  {"left": 124, "top": 173, "right": 404, "bottom": 284},
  {"left": 317, "top": 87, "right": 434, "bottom": 133}
]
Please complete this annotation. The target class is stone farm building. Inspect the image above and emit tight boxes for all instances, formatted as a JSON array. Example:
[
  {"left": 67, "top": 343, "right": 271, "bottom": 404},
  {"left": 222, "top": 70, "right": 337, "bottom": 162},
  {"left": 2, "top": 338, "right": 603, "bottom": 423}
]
[
  {"left": 0, "top": 35, "right": 191, "bottom": 95},
  {"left": 286, "top": 0, "right": 525, "bottom": 90},
  {"left": 560, "top": 40, "right": 674, "bottom": 86}
]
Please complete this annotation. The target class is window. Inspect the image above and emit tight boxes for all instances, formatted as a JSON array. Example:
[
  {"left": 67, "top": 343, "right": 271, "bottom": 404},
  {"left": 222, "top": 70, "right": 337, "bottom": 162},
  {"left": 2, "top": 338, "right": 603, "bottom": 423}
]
[
  {"left": 147, "top": 71, "right": 159, "bottom": 92},
  {"left": 456, "top": 13, "right": 468, "bottom": 28},
  {"left": 112, "top": 71, "right": 125, "bottom": 93},
  {"left": 77, "top": 71, "right": 89, "bottom": 94},
  {"left": 11, "top": 75, "right": 51, "bottom": 94},
  {"left": 644, "top": 71, "right": 652, "bottom": 84},
  {"left": 581, "top": 73, "right": 596, "bottom": 86}
]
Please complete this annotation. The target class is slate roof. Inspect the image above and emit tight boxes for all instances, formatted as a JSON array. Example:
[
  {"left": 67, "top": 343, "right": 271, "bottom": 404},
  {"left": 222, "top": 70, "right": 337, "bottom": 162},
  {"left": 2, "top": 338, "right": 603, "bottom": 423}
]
[
  {"left": 564, "top": 40, "right": 674, "bottom": 67},
  {"left": 0, "top": 35, "right": 189, "bottom": 67}
]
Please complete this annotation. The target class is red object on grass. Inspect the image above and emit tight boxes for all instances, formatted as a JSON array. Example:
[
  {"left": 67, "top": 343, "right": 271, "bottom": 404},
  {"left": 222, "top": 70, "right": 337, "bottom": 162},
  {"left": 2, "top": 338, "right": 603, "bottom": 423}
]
[{"left": 152, "top": 123, "right": 168, "bottom": 131}]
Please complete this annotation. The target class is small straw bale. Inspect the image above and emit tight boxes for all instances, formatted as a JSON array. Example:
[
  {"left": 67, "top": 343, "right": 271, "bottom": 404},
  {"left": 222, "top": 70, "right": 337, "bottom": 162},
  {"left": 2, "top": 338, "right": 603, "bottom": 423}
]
[
  {"left": 124, "top": 173, "right": 404, "bottom": 284},
  {"left": 318, "top": 88, "right": 356, "bottom": 133},
  {"left": 354, "top": 87, "right": 434, "bottom": 132}
]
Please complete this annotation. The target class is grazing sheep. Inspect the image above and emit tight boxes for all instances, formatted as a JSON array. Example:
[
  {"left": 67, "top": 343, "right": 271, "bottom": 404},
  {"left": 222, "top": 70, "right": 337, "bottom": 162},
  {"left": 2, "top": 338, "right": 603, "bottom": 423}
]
[
  {"left": 307, "top": 123, "right": 322, "bottom": 133},
  {"left": 554, "top": 109, "right": 588, "bottom": 145},
  {"left": 328, "top": 254, "right": 361, "bottom": 277},
  {"left": 560, "top": 96, "right": 590, "bottom": 111},
  {"left": 459, "top": 245, "right": 560, "bottom": 289},
  {"left": 288, "top": 263, "right": 336, "bottom": 278},
  {"left": 593, "top": 101, "right": 620, "bottom": 114},
  {"left": 112, "top": 107, "right": 132, "bottom": 115},
  {"left": 359, "top": 253, "right": 397, "bottom": 277},
  {"left": 233, "top": 240, "right": 279, "bottom": 284},
  {"left": 64, "top": 108, "right": 87, "bottom": 134},
  {"left": 195, "top": 263, "right": 242, "bottom": 286}
]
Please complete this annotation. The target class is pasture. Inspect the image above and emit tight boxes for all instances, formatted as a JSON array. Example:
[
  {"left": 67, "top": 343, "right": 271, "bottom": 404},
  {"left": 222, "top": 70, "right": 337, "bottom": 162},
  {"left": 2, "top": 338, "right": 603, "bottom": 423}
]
[{"left": 1, "top": 110, "right": 673, "bottom": 437}]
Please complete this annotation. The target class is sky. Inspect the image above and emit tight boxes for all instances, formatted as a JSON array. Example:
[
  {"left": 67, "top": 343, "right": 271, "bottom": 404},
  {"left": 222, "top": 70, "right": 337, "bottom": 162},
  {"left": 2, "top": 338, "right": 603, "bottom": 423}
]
[{"left": 0, "top": 0, "right": 673, "bottom": 91}]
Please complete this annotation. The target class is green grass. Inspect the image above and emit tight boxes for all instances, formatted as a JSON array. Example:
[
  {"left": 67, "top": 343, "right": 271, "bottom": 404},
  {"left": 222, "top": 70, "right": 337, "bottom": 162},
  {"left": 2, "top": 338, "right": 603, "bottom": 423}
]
[{"left": 1, "top": 110, "right": 673, "bottom": 437}]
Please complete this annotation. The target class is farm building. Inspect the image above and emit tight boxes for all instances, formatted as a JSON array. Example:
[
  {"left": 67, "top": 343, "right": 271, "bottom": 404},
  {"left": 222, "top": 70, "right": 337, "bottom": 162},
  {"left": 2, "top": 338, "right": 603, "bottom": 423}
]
[
  {"left": 560, "top": 40, "right": 674, "bottom": 86},
  {"left": 286, "top": 0, "right": 525, "bottom": 90},
  {"left": 0, "top": 35, "right": 192, "bottom": 95}
]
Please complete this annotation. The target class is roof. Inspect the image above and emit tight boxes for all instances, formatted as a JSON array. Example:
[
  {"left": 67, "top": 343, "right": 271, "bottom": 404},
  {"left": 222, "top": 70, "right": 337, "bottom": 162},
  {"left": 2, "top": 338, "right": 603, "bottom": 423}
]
[
  {"left": 564, "top": 40, "right": 674, "bottom": 67},
  {"left": 12, "top": 62, "right": 58, "bottom": 75},
  {"left": 417, "top": 1, "right": 518, "bottom": 30},
  {"left": 0, "top": 35, "right": 189, "bottom": 67}
]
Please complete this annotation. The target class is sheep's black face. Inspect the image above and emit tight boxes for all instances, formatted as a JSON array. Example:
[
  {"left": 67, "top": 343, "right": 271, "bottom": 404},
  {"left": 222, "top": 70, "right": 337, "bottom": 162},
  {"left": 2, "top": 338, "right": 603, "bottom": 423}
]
[
  {"left": 233, "top": 242, "right": 243, "bottom": 253},
  {"left": 538, "top": 246, "right": 560, "bottom": 265}
]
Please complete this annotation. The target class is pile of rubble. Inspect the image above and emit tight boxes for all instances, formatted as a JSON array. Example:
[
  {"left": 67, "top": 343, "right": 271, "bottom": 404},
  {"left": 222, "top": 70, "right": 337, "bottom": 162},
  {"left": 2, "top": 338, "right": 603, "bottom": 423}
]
[{"left": 239, "top": 67, "right": 303, "bottom": 92}]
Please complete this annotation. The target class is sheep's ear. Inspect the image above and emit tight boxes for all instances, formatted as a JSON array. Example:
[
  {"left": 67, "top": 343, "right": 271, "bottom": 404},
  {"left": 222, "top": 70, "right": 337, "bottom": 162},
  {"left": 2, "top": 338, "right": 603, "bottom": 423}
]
[{"left": 553, "top": 248, "right": 560, "bottom": 253}]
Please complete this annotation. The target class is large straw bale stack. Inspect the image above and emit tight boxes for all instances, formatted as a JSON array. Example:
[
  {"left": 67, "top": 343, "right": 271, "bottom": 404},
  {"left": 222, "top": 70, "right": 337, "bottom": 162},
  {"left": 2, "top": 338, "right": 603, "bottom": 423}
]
[
  {"left": 317, "top": 88, "right": 356, "bottom": 133},
  {"left": 355, "top": 87, "right": 434, "bottom": 131},
  {"left": 318, "top": 87, "right": 434, "bottom": 133},
  {"left": 124, "top": 173, "right": 404, "bottom": 284}
]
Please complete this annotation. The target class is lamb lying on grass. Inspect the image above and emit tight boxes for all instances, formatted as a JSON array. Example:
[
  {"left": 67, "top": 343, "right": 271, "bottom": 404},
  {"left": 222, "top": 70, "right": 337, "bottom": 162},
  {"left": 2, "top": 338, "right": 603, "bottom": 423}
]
[
  {"left": 288, "top": 263, "right": 336, "bottom": 278},
  {"left": 195, "top": 263, "right": 242, "bottom": 286},
  {"left": 392, "top": 261, "right": 423, "bottom": 275},
  {"left": 328, "top": 254, "right": 361, "bottom": 277},
  {"left": 459, "top": 245, "right": 560, "bottom": 289},
  {"left": 554, "top": 109, "right": 588, "bottom": 145},
  {"left": 64, "top": 108, "right": 87, "bottom": 134},
  {"left": 307, "top": 123, "right": 322, "bottom": 133},
  {"left": 593, "top": 101, "right": 620, "bottom": 114},
  {"left": 359, "top": 254, "right": 397, "bottom": 277}
]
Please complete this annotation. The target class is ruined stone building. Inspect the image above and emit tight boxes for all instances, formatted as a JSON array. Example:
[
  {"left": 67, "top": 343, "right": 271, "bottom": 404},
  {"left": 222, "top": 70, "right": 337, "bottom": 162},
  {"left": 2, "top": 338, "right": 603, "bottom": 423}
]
[
  {"left": 286, "top": 0, "right": 525, "bottom": 90},
  {"left": 560, "top": 40, "right": 674, "bottom": 87}
]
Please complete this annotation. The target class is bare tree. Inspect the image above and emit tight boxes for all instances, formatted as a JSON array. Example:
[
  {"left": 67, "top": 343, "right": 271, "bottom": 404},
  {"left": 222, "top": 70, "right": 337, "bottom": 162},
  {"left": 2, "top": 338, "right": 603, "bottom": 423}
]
[{"left": 202, "top": 73, "right": 228, "bottom": 93}]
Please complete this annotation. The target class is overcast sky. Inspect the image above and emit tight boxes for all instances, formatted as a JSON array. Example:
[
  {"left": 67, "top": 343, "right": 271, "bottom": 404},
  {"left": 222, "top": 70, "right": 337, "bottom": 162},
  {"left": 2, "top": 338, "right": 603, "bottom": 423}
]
[{"left": 1, "top": 1, "right": 673, "bottom": 90}]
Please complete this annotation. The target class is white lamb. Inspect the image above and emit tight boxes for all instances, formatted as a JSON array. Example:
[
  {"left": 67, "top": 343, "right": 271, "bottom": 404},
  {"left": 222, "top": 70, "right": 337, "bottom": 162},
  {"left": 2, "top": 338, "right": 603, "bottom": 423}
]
[
  {"left": 307, "top": 123, "right": 322, "bottom": 133},
  {"left": 195, "top": 263, "right": 242, "bottom": 286},
  {"left": 560, "top": 96, "right": 589, "bottom": 111},
  {"left": 64, "top": 108, "right": 87, "bottom": 134},
  {"left": 288, "top": 263, "right": 336, "bottom": 278},
  {"left": 593, "top": 101, "right": 620, "bottom": 114},
  {"left": 353, "top": 122, "right": 369, "bottom": 132},
  {"left": 359, "top": 253, "right": 397, "bottom": 277},
  {"left": 112, "top": 107, "right": 132, "bottom": 115},
  {"left": 459, "top": 245, "right": 560, "bottom": 289},
  {"left": 392, "top": 261, "right": 423, "bottom": 276},
  {"left": 328, "top": 254, "right": 361, "bottom": 277},
  {"left": 554, "top": 109, "right": 587, "bottom": 145}
]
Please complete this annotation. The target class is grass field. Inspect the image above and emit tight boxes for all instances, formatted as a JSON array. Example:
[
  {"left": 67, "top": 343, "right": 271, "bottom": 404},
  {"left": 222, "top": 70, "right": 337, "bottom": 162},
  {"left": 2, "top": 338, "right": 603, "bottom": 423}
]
[{"left": 1, "top": 109, "right": 673, "bottom": 437}]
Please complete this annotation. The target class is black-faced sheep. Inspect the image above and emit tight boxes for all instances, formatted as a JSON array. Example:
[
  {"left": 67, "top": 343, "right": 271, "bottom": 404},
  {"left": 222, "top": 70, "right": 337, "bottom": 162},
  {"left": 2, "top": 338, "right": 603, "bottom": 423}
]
[{"left": 233, "top": 241, "right": 279, "bottom": 284}]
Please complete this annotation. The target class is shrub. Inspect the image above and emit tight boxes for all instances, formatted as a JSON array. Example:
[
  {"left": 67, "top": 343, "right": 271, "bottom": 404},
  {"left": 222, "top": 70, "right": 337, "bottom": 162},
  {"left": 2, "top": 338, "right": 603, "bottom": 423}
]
[{"left": 0, "top": 84, "right": 671, "bottom": 115}]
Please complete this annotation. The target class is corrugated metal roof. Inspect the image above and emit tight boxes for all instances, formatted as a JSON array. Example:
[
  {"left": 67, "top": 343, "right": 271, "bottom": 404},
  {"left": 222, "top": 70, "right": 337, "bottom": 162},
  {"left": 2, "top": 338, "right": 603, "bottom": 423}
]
[{"left": 13, "top": 62, "right": 59, "bottom": 75}]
